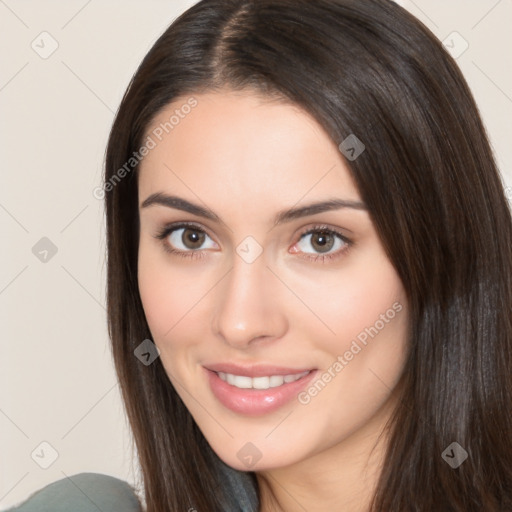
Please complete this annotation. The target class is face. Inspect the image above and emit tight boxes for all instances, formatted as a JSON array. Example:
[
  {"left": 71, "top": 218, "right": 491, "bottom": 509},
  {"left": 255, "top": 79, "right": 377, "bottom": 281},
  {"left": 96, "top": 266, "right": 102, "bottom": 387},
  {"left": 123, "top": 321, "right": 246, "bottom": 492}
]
[{"left": 137, "top": 89, "right": 409, "bottom": 472}]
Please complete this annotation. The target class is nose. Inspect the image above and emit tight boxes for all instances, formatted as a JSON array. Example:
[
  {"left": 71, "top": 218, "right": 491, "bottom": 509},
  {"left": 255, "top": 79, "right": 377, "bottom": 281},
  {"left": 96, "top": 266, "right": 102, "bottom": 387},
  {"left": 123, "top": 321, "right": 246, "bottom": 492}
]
[{"left": 211, "top": 251, "right": 288, "bottom": 349}]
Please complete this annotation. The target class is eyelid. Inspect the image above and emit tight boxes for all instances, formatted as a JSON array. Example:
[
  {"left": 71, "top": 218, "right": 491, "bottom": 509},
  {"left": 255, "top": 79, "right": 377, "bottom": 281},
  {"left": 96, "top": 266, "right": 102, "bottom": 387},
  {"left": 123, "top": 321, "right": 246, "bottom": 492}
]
[
  {"left": 296, "top": 223, "right": 352, "bottom": 242},
  {"left": 292, "top": 224, "right": 353, "bottom": 263},
  {"left": 155, "top": 220, "right": 216, "bottom": 242},
  {"left": 154, "top": 221, "right": 353, "bottom": 262},
  {"left": 155, "top": 221, "right": 351, "bottom": 241}
]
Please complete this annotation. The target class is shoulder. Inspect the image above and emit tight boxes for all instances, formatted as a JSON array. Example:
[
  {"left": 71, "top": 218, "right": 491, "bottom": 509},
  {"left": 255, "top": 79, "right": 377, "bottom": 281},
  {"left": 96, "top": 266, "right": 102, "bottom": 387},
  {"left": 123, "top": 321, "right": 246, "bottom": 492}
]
[{"left": 7, "top": 473, "right": 143, "bottom": 512}]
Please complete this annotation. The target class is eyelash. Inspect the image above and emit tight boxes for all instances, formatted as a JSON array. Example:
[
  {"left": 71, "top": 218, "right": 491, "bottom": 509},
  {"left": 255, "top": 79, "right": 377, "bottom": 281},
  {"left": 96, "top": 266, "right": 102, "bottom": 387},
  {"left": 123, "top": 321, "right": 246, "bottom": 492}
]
[{"left": 153, "top": 221, "right": 353, "bottom": 263}]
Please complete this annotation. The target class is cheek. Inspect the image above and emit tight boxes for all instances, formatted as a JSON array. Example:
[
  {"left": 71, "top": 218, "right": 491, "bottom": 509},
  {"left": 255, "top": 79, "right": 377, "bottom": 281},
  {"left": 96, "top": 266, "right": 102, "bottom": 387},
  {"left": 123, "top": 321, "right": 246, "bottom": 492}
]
[
  {"left": 138, "top": 252, "right": 168, "bottom": 335},
  {"left": 295, "top": 271, "right": 408, "bottom": 444},
  {"left": 292, "top": 252, "right": 406, "bottom": 355},
  {"left": 316, "top": 265, "right": 408, "bottom": 415},
  {"left": 336, "top": 275, "right": 405, "bottom": 353},
  {"left": 137, "top": 241, "right": 212, "bottom": 359},
  {"left": 137, "top": 242, "right": 185, "bottom": 343}
]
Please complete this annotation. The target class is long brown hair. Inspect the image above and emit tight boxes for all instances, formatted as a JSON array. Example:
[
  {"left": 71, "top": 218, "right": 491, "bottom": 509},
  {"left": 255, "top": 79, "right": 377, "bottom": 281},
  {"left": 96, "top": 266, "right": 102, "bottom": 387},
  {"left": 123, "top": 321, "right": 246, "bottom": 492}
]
[{"left": 103, "top": 0, "right": 512, "bottom": 510}]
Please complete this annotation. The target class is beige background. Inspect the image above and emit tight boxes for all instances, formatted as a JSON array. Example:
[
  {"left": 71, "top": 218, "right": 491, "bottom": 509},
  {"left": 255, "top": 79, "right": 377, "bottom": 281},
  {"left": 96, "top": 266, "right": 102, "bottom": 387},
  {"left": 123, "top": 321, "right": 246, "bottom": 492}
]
[{"left": 1, "top": 0, "right": 511, "bottom": 509}]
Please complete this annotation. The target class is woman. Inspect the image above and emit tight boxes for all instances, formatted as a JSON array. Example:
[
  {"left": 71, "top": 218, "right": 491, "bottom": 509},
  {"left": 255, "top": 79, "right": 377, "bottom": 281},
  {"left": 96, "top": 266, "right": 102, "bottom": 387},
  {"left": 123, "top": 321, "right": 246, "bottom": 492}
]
[
  {"left": 10, "top": 0, "right": 512, "bottom": 510},
  {"left": 105, "top": 0, "right": 512, "bottom": 509}
]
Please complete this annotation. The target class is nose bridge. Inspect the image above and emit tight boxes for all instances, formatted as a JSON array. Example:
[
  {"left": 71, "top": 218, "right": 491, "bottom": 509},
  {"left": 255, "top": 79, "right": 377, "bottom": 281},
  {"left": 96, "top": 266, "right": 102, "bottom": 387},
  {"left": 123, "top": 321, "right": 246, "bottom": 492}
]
[{"left": 212, "top": 248, "right": 287, "bottom": 347}]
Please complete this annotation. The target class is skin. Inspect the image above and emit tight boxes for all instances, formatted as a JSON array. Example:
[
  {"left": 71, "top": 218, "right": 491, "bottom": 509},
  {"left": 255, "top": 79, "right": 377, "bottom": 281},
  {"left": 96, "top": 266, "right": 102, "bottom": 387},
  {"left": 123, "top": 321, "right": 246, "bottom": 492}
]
[{"left": 137, "top": 89, "right": 409, "bottom": 512}]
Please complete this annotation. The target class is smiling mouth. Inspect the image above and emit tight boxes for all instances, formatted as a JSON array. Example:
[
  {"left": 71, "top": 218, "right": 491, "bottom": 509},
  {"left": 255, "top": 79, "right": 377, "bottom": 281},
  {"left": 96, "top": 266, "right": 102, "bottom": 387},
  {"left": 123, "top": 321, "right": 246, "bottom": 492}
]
[
  {"left": 216, "top": 370, "right": 311, "bottom": 390},
  {"left": 205, "top": 367, "right": 318, "bottom": 415}
]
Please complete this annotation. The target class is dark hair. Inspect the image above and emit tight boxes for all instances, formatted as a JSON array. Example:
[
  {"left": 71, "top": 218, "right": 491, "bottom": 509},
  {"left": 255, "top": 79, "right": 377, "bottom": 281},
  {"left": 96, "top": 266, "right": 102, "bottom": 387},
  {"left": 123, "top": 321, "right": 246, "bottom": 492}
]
[{"left": 104, "top": 0, "right": 512, "bottom": 510}]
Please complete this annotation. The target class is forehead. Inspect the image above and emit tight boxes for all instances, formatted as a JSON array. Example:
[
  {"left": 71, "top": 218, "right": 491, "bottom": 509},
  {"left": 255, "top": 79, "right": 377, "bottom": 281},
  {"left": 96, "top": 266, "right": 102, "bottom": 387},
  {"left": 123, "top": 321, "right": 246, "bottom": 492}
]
[{"left": 138, "top": 90, "right": 361, "bottom": 210}]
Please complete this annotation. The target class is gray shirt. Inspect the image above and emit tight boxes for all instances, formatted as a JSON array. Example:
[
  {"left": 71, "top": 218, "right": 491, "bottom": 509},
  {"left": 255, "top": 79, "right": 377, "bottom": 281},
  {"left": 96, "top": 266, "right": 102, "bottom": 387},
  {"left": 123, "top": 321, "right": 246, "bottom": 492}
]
[{"left": 6, "top": 465, "right": 259, "bottom": 511}]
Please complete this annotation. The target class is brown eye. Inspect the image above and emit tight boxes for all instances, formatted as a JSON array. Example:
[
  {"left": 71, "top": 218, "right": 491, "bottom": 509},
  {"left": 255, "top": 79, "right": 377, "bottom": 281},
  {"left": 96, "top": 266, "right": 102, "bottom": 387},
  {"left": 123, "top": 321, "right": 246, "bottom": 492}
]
[
  {"left": 297, "top": 228, "right": 348, "bottom": 255},
  {"left": 293, "top": 225, "right": 352, "bottom": 263},
  {"left": 180, "top": 228, "right": 206, "bottom": 249},
  {"left": 154, "top": 223, "right": 217, "bottom": 256},
  {"left": 309, "top": 231, "right": 336, "bottom": 253}
]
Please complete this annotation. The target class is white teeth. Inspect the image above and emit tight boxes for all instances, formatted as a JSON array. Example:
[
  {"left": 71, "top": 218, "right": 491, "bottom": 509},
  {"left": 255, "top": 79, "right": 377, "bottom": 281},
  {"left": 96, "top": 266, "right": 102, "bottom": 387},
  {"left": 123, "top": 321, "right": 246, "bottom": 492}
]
[
  {"left": 269, "top": 375, "right": 284, "bottom": 387},
  {"left": 253, "top": 376, "right": 270, "bottom": 389},
  {"left": 217, "top": 371, "right": 309, "bottom": 390}
]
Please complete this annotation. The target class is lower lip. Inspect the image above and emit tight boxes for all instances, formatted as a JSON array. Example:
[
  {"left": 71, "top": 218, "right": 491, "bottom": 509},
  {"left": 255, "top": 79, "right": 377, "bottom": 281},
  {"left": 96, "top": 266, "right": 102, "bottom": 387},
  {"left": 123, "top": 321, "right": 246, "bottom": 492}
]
[{"left": 205, "top": 368, "right": 317, "bottom": 416}]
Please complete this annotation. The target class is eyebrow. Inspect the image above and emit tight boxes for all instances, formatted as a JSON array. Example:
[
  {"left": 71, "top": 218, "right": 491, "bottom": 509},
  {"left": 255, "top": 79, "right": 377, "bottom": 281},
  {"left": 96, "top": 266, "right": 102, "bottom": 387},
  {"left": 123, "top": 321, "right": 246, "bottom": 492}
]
[{"left": 140, "top": 192, "right": 367, "bottom": 226}]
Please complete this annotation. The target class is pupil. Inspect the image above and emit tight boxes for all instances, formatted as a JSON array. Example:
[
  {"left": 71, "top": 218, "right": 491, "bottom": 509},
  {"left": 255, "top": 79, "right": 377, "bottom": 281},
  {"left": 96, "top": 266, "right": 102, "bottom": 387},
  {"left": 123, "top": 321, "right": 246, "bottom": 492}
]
[
  {"left": 184, "top": 228, "right": 204, "bottom": 248},
  {"left": 313, "top": 232, "right": 333, "bottom": 253}
]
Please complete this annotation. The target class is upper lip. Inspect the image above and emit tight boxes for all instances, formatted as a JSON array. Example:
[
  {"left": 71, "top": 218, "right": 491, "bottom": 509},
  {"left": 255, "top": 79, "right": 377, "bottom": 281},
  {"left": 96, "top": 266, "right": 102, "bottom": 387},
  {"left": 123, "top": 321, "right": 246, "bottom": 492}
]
[{"left": 204, "top": 363, "right": 315, "bottom": 378}]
